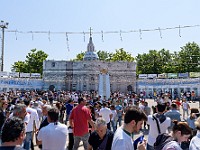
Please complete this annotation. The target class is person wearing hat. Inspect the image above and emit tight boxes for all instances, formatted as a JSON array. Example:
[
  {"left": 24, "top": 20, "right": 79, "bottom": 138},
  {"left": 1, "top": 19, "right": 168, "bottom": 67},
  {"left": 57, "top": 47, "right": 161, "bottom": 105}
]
[{"left": 189, "top": 116, "right": 200, "bottom": 149}]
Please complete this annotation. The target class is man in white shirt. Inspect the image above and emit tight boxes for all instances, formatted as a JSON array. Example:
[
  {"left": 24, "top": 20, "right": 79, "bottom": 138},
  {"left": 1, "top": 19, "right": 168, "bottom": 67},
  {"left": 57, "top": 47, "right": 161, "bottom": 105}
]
[
  {"left": 99, "top": 102, "right": 113, "bottom": 130},
  {"left": 111, "top": 108, "right": 147, "bottom": 150},
  {"left": 24, "top": 99, "right": 40, "bottom": 150},
  {"left": 37, "top": 107, "right": 68, "bottom": 150},
  {"left": 147, "top": 104, "right": 171, "bottom": 150}
]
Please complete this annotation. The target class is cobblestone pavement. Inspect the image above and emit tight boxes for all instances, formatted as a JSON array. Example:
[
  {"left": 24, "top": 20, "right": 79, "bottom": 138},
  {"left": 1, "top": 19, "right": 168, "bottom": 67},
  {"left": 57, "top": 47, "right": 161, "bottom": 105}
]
[{"left": 33, "top": 99, "right": 200, "bottom": 150}]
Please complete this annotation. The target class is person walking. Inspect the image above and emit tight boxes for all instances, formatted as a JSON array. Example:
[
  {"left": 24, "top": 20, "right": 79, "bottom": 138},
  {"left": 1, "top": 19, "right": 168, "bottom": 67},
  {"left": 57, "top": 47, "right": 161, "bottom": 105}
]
[
  {"left": 37, "top": 104, "right": 51, "bottom": 149},
  {"left": 164, "top": 103, "right": 181, "bottom": 130},
  {"left": 111, "top": 107, "right": 147, "bottom": 150},
  {"left": 154, "top": 120, "right": 191, "bottom": 150},
  {"left": 115, "top": 101, "right": 123, "bottom": 128},
  {"left": 99, "top": 102, "right": 113, "bottom": 130},
  {"left": 69, "top": 97, "right": 95, "bottom": 150},
  {"left": 147, "top": 104, "right": 171, "bottom": 150},
  {"left": 143, "top": 102, "right": 151, "bottom": 130},
  {"left": 37, "top": 107, "right": 68, "bottom": 150},
  {"left": 182, "top": 99, "right": 190, "bottom": 120},
  {"left": 88, "top": 118, "right": 114, "bottom": 150},
  {"left": 23, "top": 100, "right": 40, "bottom": 150}
]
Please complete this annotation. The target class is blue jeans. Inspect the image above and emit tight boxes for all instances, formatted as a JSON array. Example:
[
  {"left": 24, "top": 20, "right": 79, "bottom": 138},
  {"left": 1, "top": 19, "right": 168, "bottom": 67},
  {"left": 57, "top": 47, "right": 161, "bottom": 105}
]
[
  {"left": 24, "top": 131, "right": 33, "bottom": 150},
  {"left": 116, "top": 116, "right": 122, "bottom": 128},
  {"left": 111, "top": 120, "right": 116, "bottom": 132},
  {"left": 183, "top": 109, "right": 189, "bottom": 119},
  {"left": 73, "top": 133, "right": 89, "bottom": 150}
]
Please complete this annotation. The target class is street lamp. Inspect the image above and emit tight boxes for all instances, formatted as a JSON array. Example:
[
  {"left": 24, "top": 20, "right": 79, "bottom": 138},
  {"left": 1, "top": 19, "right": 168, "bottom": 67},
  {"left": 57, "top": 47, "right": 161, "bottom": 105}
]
[{"left": 0, "top": 20, "right": 9, "bottom": 72}]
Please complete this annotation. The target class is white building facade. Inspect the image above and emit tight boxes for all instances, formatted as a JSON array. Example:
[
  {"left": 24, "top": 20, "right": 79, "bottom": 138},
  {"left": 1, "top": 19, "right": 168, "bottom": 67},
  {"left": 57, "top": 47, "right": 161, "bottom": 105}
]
[{"left": 43, "top": 36, "right": 137, "bottom": 93}]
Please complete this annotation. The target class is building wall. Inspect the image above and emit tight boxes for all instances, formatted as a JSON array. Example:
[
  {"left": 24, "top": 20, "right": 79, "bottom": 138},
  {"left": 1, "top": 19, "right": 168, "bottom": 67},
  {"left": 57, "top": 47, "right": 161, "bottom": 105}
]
[
  {"left": 137, "top": 78, "right": 200, "bottom": 97},
  {"left": 43, "top": 60, "right": 73, "bottom": 90},
  {"left": 43, "top": 60, "right": 136, "bottom": 93}
]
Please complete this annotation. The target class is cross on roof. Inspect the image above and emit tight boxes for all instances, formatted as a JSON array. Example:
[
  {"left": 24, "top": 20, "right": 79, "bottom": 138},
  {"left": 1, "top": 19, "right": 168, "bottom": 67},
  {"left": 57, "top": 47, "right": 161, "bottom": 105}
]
[{"left": 89, "top": 27, "right": 93, "bottom": 37}]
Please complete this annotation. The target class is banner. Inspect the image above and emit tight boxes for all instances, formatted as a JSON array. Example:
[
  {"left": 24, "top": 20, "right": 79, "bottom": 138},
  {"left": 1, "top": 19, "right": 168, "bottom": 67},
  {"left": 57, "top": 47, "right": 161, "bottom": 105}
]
[
  {"left": 138, "top": 74, "right": 147, "bottom": 79},
  {"left": 157, "top": 73, "right": 167, "bottom": 78},
  {"left": 178, "top": 72, "right": 189, "bottom": 78},
  {"left": 167, "top": 73, "right": 178, "bottom": 78},
  {"left": 0, "top": 79, "right": 43, "bottom": 87},
  {"left": 31, "top": 73, "right": 41, "bottom": 78},
  {"left": 0, "top": 72, "right": 8, "bottom": 77},
  {"left": 9, "top": 72, "right": 19, "bottom": 78},
  {"left": 20, "top": 73, "right": 30, "bottom": 78},
  {"left": 147, "top": 74, "right": 157, "bottom": 79},
  {"left": 190, "top": 72, "right": 200, "bottom": 78}
]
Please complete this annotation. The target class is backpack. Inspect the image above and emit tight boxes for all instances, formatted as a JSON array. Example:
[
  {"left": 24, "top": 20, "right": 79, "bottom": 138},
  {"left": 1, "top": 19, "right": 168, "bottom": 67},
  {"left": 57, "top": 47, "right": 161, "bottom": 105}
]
[{"left": 154, "top": 133, "right": 174, "bottom": 150}]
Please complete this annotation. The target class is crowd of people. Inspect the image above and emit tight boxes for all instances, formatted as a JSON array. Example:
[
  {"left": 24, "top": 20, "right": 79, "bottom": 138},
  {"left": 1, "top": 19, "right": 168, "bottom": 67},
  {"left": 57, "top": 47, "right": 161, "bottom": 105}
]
[{"left": 0, "top": 90, "right": 200, "bottom": 150}]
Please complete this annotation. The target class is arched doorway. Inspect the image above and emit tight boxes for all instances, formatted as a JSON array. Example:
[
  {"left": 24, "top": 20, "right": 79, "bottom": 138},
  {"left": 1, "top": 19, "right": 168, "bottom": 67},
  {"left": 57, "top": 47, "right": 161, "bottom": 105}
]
[
  {"left": 49, "top": 85, "right": 55, "bottom": 91},
  {"left": 127, "top": 85, "right": 133, "bottom": 93}
]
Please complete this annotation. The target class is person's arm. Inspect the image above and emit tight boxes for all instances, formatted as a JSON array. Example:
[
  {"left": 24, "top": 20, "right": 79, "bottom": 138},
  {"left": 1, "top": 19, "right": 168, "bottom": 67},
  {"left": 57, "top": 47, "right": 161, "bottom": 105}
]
[
  {"left": 87, "top": 144, "right": 93, "bottom": 150},
  {"left": 110, "top": 113, "right": 113, "bottom": 120},
  {"left": 98, "top": 110, "right": 102, "bottom": 117},
  {"left": 36, "top": 130, "right": 42, "bottom": 145},
  {"left": 69, "top": 109, "right": 74, "bottom": 127},
  {"left": 88, "top": 119, "right": 95, "bottom": 132},
  {"left": 34, "top": 111, "right": 40, "bottom": 130},
  {"left": 137, "top": 139, "right": 147, "bottom": 150},
  {"left": 69, "top": 118, "right": 74, "bottom": 128}
]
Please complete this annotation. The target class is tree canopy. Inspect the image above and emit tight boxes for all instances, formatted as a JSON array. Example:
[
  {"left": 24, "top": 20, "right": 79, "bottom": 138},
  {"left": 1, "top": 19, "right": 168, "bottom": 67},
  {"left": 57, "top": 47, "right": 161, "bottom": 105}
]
[
  {"left": 111, "top": 48, "right": 134, "bottom": 62},
  {"left": 136, "top": 42, "right": 200, "bottom": 74},
  {"left": 73, "top": 52, "right": 85, "bottom": 61},
  {"left": 73, "top": 48, "right": 134, "bottom": 62},
  {"left": 12, "top": 49, "right": 48, "bottom": 74},
  {"left": 12, "top": 42, "right": 200, "bottom": 75}
]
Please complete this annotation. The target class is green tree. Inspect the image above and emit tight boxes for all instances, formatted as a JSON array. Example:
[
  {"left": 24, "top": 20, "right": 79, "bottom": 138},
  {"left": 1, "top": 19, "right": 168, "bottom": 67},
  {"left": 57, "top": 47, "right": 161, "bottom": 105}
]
[
  {"left": 136, "top": 49, "right": 170, "bottom": 74},
  {"left": 12, "top": 49, "right": 48, "bottom": 74},
  {"left": 136, "top": 42, "right": 200, "bottom": 75},
  {"left": 158, "top": 49, "right": 173, "bottom": 73},
  {"left": 25, "top": 49, "right": 48, "bottom": 74},
  {"left": 111, "top": 48, "right": 134, "bottom": 62},
  {"left": 136, "top": 53, "right": 149, "bottom": 74},
  {"left": 97, "top": 50, "right": 109, "bottom": 61},
  {"left": 170, "top": 52, "right": 182, "bottom": 73},
  {"left": 12, "top": 61, "right": 27, "bottom": 73},
  {"left": 178, "top": 42, "right": 200, "bottom": 72},
  {"left": 73, "top": 52, "right": 85, "bottom": 61}
]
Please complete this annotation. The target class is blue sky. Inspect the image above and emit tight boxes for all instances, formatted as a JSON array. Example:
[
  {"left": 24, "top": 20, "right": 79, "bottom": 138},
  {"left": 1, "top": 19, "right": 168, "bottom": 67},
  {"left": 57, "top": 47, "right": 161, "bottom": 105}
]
[{"left": 1, "top": 0, "right": 200, "bottom": 71}]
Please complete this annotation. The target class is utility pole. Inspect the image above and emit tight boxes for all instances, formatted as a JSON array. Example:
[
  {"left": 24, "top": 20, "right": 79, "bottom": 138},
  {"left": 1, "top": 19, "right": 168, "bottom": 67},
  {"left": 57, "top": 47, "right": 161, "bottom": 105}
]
[{"left": 0, "top": 20, "right": 9, "bottom": 72}]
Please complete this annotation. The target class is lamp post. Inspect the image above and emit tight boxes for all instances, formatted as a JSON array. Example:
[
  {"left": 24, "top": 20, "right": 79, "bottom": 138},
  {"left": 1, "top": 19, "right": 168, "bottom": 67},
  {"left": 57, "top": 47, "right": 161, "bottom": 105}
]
[{"left": 0, "top": 20, "right": 9, "bottom": 72}]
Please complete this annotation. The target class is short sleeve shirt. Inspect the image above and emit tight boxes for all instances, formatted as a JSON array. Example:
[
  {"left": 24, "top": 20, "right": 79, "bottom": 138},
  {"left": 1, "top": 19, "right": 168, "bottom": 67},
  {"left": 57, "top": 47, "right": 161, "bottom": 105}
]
[
  {"left": 88, "top": 130, "right": 114, "bottom": 150},
  {"left": 70, "top": 104, "right": 92, "bottom": 136}
]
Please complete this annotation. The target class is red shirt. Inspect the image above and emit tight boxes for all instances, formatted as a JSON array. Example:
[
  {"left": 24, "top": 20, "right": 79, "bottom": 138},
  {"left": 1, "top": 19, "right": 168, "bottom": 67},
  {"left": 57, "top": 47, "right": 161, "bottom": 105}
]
[
  {"left": 175, "top": 101, "right": 181, "bottom": 107},
  {"left": 70, "top": 104, "right": 92, "bottom": 136}
]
